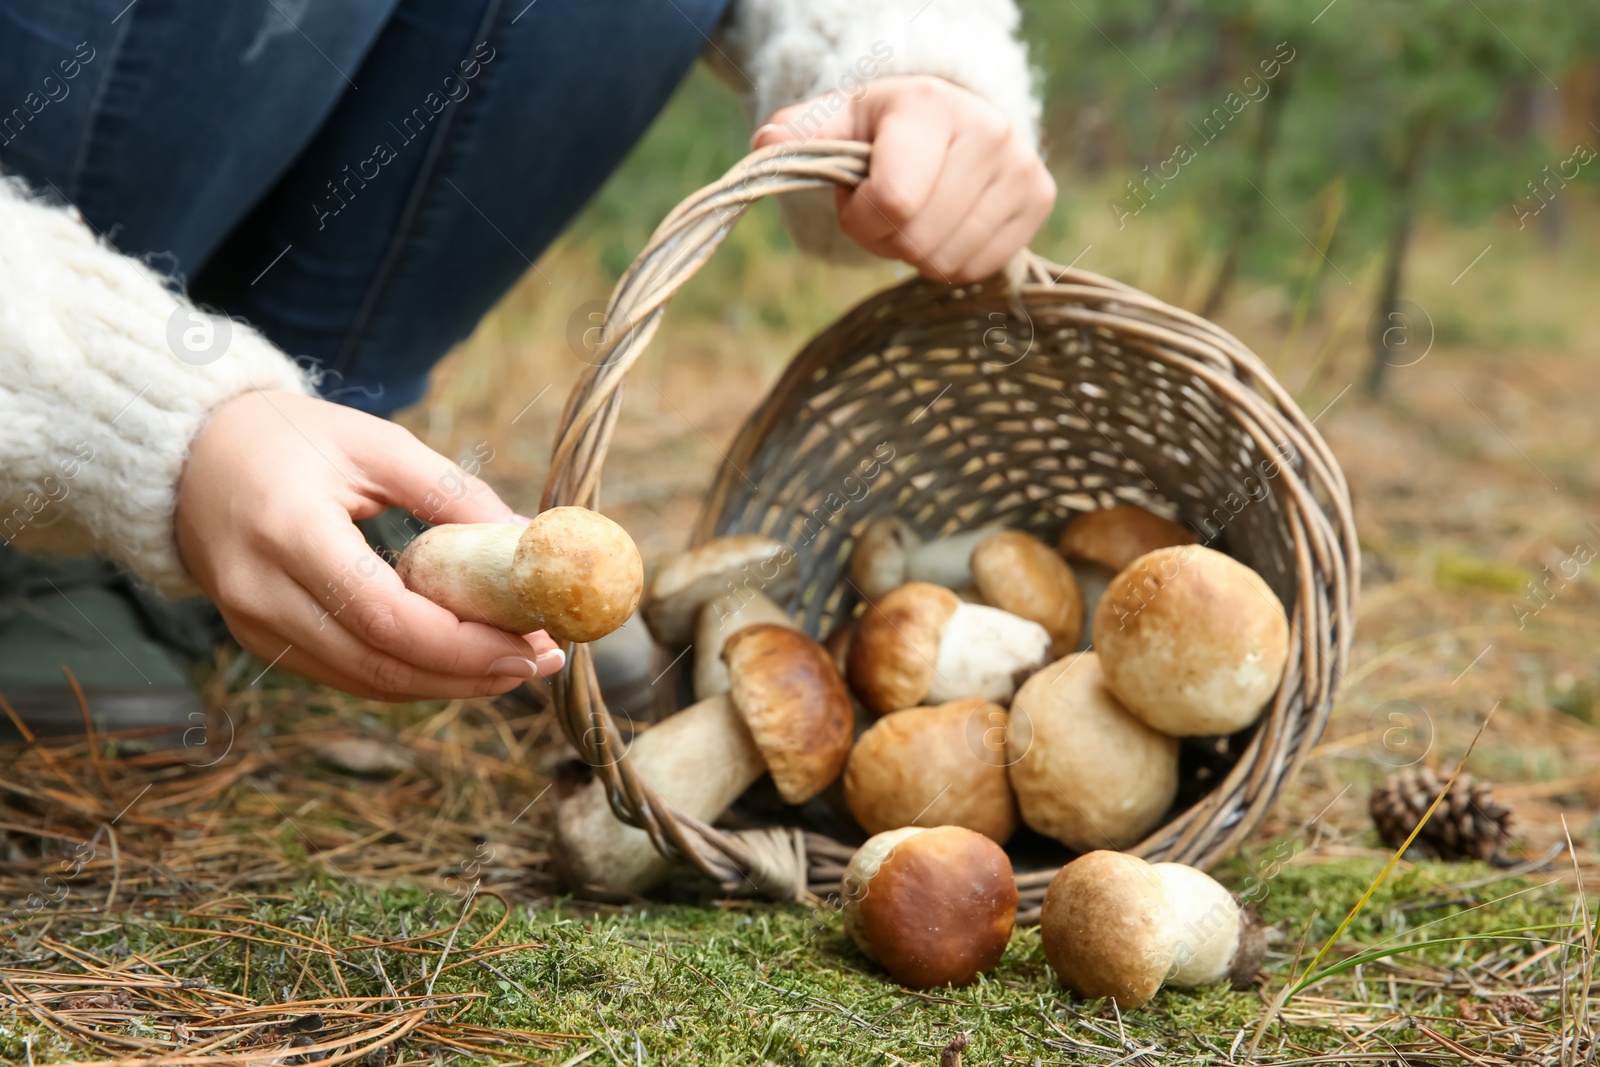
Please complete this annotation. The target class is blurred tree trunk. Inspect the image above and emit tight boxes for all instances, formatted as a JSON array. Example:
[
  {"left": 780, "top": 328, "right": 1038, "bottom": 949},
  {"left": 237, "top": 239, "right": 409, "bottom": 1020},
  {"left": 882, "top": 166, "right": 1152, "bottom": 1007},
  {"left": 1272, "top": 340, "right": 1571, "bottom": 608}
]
[
  {"left": 1366, "top": 119, "right": 1433, "bottom": 396},
  {"left": 1201, "top": 73, "right": 1293, "bottom": 319},
  {"left": 1534, "top": 86, "right": 1568, "bottom": 247}
]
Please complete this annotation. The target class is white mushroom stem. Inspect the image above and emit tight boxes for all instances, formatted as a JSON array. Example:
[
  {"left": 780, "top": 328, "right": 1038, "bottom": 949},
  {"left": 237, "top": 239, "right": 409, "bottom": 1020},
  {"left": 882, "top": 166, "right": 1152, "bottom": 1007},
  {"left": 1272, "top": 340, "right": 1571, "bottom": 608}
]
[
  {"left": 1152, "top": 863, "right": 1246, "bottom": 987},
  {"left": 853, "top": 519, "right": 1000, "bottom": 602},
  {"left": 905, "top": 528, "right": 996, "bottom": 589},
  {"left": 693, "top": 591, "right": 795, "bottom": 699},
  {"left": 395, "top": 524, "right": 534, "bottom": 632},
  {"left": 556, "top": 694, "right": 765, "bottom": 894},
  {"left": 927, "top": 602, "right": 1052, "bottom": 704}
]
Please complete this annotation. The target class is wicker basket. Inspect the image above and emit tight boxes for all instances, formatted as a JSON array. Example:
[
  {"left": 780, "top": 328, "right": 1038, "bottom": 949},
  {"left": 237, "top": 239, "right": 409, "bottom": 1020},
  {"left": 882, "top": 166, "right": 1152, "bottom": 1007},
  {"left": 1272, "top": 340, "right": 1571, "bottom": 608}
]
[{"left": 543, "top": 140, "right": 1358, "bottom": 914}]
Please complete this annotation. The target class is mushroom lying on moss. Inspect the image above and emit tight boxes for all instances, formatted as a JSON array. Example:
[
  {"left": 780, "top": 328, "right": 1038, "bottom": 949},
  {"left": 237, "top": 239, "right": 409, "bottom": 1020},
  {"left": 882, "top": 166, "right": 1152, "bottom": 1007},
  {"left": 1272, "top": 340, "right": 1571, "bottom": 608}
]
[
  {"left": 1039, "top": 850, "right": 1263, "bottom": 1008},
  {"left": 841, "top": 825, "right": 1018, "bottom": 989}
]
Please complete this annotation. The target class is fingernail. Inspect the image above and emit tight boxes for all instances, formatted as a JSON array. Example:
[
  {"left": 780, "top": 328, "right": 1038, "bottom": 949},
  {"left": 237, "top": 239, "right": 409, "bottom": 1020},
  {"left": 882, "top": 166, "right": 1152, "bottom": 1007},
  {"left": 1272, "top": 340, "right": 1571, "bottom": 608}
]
[
  {"left": 751, "top": 123, "right": 781, "bottom": 148},
  {"left": 510, "top": 513, "right": 534, "bottom": 526},
  {"left": 534, "top": 649, "right": 566, "bottom": 675},
  {"left": 489, "top": 656, "right": 539, "bottom": 678}
]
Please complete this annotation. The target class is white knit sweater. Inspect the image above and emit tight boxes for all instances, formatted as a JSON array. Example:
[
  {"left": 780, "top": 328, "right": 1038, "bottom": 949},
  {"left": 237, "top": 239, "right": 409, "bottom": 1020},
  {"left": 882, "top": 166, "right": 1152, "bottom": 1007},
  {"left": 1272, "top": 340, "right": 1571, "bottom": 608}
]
[{"left": 0, "top": 0, "right": 1036, "bottom": 597}]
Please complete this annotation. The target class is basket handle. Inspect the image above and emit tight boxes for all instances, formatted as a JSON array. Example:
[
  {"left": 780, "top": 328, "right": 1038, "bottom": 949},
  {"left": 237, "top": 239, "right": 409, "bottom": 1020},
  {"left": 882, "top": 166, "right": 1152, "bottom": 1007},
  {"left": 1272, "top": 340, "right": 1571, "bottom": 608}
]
[
  {"left": 541, "top": 140, "right": 874, "bottom": 513},
  {"left": 538, "top": 141, "right": 880, "bottom": 899},
  {"left": 538, "top": 140, "right": 1049, "bottom": 898}
]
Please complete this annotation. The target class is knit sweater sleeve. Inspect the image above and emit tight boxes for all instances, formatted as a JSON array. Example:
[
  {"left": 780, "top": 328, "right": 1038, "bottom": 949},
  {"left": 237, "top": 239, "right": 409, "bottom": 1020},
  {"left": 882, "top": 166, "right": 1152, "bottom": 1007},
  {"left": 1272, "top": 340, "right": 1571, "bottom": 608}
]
[
  {"left": 0, "top": 178, "right": 314, "bottom": 597},
  {"left": 708, "top": 0, "right": 1041, "bottom": 260}
]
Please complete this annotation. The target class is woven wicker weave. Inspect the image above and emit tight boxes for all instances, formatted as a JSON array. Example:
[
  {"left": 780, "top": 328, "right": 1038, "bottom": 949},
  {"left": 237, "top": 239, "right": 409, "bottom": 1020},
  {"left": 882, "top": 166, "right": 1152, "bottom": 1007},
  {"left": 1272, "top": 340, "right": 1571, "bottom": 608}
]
[{"left": 543, "top": 140, "right": 1358, "bottom": 913}]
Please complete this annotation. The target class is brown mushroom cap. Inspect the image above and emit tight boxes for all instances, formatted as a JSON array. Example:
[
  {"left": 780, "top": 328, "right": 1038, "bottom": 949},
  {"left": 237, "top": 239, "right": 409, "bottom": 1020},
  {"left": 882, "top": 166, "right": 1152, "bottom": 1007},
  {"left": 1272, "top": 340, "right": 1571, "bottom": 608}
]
[
  {"left": 724, "top": 624, "right": 854, "bottom": 804},
  {"left": 1059, "top": 506, "right": 1196, "bottom": 574},
  {"left": 1007, "top": 652, "right": 1177, "bottom": 850},
  {"left": 1040, "top": 850, "right": 1176, "bottom": 1008},
  {"left": 843, "top": 825, "right": 1018, "bottom": 989},
  {"left": 844, "top": 697, "right": 1018, "bottom": 843},
  {"left": 642, "top": 536, "right": 797, "bottom": 647},
  {"left": 971, "top": 530, "right": 1083, "bottom": 658},
  {"left": 512, "top": 507, "right": 644, "bottom": 643},
  {"left": 1094, "top": 545, "right": 1290, "bottom": 736},
  {"left": 693, "top": 591, "right": 794, "bottom": 699},
  {"left": 847, "top": 582, "right": 960, "bottom": 712}
]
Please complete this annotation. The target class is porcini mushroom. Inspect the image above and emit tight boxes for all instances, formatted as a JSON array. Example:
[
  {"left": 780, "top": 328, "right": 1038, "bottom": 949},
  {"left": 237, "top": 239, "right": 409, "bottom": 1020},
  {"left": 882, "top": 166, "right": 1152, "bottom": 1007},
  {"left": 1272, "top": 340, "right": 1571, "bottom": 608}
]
[
  {"left": 641, "top": 535, "right": 797, "bottom": 647},
  {"left": 841, "top": 826, "right": 1018, "bottom": 988},
  {"left": 1039, "top": 851, "right": 1262, "bottom": 1007},
  {"left": 847, "top": 583, "right": 1050, "bottom": 714},
  {"left": 395, "top": 506, "right": 642, "bottom": 643},
  {"left": 1058, "top": 506, "right": 1195, "bottom": 631},
  {"left": 1007, "top": 652, "right": 1177, "bottom": 851},
  {"left": 970, "top": 530, "right": 1084, "bottom": 657},
  {"left": 850, "top": 517, "right": 996, "bottom": 602},
  {"left": 1058, "top": 506, "right": 1197, "bottom": 573},
  {"left": 556, "top": 624, "right": 851, "bottom": 894},
  {"left": 844, "top": 697, "right": 1018, "bottom": 843},
  {"left": 1094, "top": 545, "right": 1289, "bottom": 736},
  {"left": 1040, "top": 851, "right": 1173, "bottom": 1008},
  {"left": 692, "top": 591, "right": 796, "bottom": 699}
]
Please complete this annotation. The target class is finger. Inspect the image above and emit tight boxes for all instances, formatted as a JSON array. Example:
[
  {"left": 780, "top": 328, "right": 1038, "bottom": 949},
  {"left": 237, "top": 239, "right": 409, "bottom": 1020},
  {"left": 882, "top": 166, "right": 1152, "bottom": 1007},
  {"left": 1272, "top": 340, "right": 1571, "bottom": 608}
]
[
  {"left": 229, "top": 572, "right": 547, "bottom": 698},
  {"left": 524, "top": 630, "right": 560, "bottom": 660},
  {"left": 876, "top": 118, "right": 1014, "bottom": 276},
  {"left": 225, "top": 614, "right": 533, "bottom": 702},
  {"left": 352, "top": 423, "right": 519, "bottom": 526},
  {"left": 263, "top": 645, "right": 525, "bottom": 703},
  {"left": 753, "top": 97, "right": 863, "bottom": 147},
  {"left": 836, "top": 105, "right": 955, "bottom": 252},
  {"left": 283, "top": 510, "right": 553, "bottom": 677},
  {"left": 951, "top": 164, "right": 1056, "bottom": 282},
  {"left": 923, "top": 162, "right": 1046, "bottom": 282}
]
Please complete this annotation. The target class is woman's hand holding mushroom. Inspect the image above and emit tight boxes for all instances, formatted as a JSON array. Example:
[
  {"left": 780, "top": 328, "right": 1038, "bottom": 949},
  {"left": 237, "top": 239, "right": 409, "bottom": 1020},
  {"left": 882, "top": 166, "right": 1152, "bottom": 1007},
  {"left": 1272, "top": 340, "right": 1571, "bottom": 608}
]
[{"left": 176, "top": 390, "right": 564, "bottom": 701}]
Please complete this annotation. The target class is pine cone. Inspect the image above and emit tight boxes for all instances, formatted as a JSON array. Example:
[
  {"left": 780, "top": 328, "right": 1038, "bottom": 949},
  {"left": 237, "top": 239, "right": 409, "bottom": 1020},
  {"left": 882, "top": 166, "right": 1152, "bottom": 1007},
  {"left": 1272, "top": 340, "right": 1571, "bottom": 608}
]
[{"left": 1370, "top": 768, "right": 1512, "bottom": 861}]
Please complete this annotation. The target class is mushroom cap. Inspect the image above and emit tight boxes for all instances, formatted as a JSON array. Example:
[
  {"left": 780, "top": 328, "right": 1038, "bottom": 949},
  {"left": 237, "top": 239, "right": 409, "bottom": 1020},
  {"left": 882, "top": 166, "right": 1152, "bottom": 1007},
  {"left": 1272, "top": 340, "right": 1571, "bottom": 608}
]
[
  {"left": 971, "top": 530, "right": 1084, "bottom": 657},
  {"left": 924, "top": 602, "right": 1052, "bottom": 706},
  {"left": 842, "top": 826, "right": 1018, "bottom": 988},
  {"left": 847, "top": 582, "right": 960, "bottom": 713},
  {"left": 693, "top": 591, "right": 794, "bottom": 699},
  {"left": 844, "top": 697, "right": 1018, "bottom": 843},
  {"left": 642, "top": 536, "right": 797, "bottom": 647},
  {"left": 724, "top": 624, "right": 854, "bottom": 804},
  {"left": 511, "top": 507, "right": 644, "bottom": 644},
  {"left": 1040, "top": 850, "right": 1176, "bottom": 1008},
  {"left": 1149, "top": 863, "right": 1246, "bottom": 989},
  {"left": 851, "top": 517, "right": 919, "bottom": 602},
  {"left": 1094, "top": 545, "right": 1290, "bottom": 736},
  {"left": 1058, "top": 506, "right": 1196, "bottom": 573},
  {"left": 1007, "top": 652, "right": 1178, "bottom": 851}
]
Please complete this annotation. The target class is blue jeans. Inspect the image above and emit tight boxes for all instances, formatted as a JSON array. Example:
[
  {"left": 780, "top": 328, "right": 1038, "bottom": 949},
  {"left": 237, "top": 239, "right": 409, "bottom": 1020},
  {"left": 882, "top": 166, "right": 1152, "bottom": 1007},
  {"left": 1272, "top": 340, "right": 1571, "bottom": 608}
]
[{"left": 0, "top": 0, "right": 730, "bottom": 414}]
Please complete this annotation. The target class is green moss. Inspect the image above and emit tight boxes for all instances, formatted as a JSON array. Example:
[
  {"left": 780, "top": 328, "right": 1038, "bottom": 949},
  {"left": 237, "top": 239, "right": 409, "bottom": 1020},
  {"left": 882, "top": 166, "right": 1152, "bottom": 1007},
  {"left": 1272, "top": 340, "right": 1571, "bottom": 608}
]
[{"left": 2, "top": 856, "right": 1576, "bottom": 1065}]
